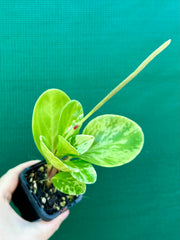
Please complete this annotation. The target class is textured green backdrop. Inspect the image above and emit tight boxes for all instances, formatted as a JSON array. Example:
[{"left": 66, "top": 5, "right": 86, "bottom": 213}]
[{"left": 0, "top": 1, "right": 179, "bottom": 240}]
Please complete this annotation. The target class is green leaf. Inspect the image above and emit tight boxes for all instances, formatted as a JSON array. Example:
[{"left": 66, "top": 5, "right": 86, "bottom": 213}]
[
  {"left": 62, "top": 159, "right": 97, "bottom": 184},
  {"left": 32, "top": 89, "right": 70, "bottom": 155},
  {"left": 40, "top": 136, "right": 70, "bottom": 172},
  {"left": 70, "top": 135, "right": 95, "bottom": 154},
  {"left": 62, "top": 160, "right": 80, "bottom": 172},
  {"left": 52, "top": 172, "right": 86, "bottom": 195},
  {"left": 58, "top": 100, "right": 84, "bottom": 139},
  {"left": 81, "top": 114, "right": 144, "bottom": 167},
  {"left": 54, "top": 135, "right": 79, "bottom": 159},
  {"left": 68, "top": 160, "right": 97, "bottom": 184}
]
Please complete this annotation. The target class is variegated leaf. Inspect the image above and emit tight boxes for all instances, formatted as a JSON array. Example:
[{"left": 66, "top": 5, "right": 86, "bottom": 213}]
[
  {"left": 69, "top": 159, "right": 97, "bottom": 184},
  {"left": 32, "top": 89, "right": 70, "bottom": 155},
  {"left": 52, "top": 172, "right": 86, "bottom": 195},
  {"left": 54, "top": 135, "right": 79, "bottom": 159},
  {"left": 70, "top": 134, "right": 94, "bottom": 154},
  {"left": 40, "top": 136, "right": 70, "bottom": 172},
  {"left": 58, "top": 100, "right": 84, "bottom": 139},
  {"left": 63, "top": 159, "right": 97, "bottom": 183},
  {"left": 81, "top": 114, "right": 144, "bottom": 167}
]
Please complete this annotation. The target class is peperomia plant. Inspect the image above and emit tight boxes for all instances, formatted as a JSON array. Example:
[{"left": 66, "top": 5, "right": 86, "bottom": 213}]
[{"left": 32, "top": 40, "right": 171, "bottom": 195}]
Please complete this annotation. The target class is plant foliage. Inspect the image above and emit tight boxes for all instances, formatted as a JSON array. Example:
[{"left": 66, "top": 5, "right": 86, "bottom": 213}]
[
  {"left": 32, "top": 40, "right": 171, "bottom": 195},
  {"left": 32, "top": 89, "right": 143, "bottom": 195}
]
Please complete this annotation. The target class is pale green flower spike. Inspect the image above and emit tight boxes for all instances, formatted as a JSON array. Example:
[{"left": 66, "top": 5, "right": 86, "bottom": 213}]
[{"left": 81, "top": 39, "right": 171, "bottom": 124}]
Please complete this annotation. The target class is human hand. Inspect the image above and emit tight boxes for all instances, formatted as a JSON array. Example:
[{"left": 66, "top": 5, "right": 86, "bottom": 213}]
[{"left": 0, "top": 160, "right": 69, "bottom": 240}]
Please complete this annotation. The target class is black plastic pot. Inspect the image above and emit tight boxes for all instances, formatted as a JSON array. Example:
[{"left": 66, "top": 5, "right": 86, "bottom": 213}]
[{"left": 12, "top": 161, "right": 83, "bottom": 222}]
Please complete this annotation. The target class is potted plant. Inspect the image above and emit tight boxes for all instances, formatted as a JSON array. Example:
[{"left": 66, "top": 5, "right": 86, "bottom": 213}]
[{"left": 12, "top": 40, "right": 171, "bottom": 222}]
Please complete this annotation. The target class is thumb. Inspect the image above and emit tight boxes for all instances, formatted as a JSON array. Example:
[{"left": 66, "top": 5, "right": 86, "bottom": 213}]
[
  {"left": 33, "top": 210, "right": 69, "bottom": 240},
  {"left": 0, "top": 160, "right": 40, "bottom": 201}
]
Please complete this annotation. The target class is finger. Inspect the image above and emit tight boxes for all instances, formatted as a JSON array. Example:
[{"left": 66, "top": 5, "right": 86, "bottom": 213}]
[
  {"left": 0, "top": 160, "right": 40, "bottom": 201},
  {"left": 33, "top": 210, "right": 70, "bottom": 240}
]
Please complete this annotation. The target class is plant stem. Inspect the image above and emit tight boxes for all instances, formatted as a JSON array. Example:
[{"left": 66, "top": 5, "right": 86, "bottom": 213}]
[
  {"left": 47, "top": 166, "right": 57, "bottom": 179},
  {"left": 80, "top": 39, "right": 171, "bottom": 124},
  {"left": 45, "top": 166, "right": 57, "bottom": 187}
]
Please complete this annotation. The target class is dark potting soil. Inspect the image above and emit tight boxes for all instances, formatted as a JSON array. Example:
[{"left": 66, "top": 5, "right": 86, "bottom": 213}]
[{"left": 25, "top": 165, "right": 76, "bottom": 215}]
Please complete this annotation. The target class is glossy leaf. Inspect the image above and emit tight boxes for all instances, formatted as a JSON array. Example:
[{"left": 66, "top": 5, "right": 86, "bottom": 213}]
[
  {"left": 54, "top": 135, "right": 79, "bottom": 159},
  {"left": 52, "top": 172, "right": 86, "bottom": 195},
  {"left": 40, "top": 136, "right": 70, "bottom": 172},
  {"left": 32, "top": 89, "right": 70, "bottom": 155},
  {"left": 70, "top": 134, "right": 95, "bottom": 154},
  {"left": 58, "top": 100, "right": 84, "bottom": 139},
  {"left": 81, "top": 114, "right": 144, "bottom": 167},
  {"left": 69, "top": 159, "right": 97, "bottom": 184},
  {"left": 63, "top": 160, "right": 80, "bottom": 172}
]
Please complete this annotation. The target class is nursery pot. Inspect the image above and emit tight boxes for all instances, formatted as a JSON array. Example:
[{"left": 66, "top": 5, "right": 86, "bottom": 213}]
[{"left": 12, "top": 161, "right": 83, "bottom": 222}]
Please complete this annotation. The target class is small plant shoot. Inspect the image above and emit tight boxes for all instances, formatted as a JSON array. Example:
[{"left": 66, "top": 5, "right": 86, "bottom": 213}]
[{"left": 32, "top": 40, "right": 171, "bottom": 195}]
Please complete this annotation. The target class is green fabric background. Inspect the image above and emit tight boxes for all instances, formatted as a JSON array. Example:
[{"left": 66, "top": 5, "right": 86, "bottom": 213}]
[{"left": 0, "top": 1, "right": 179, "bottom": 240}]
